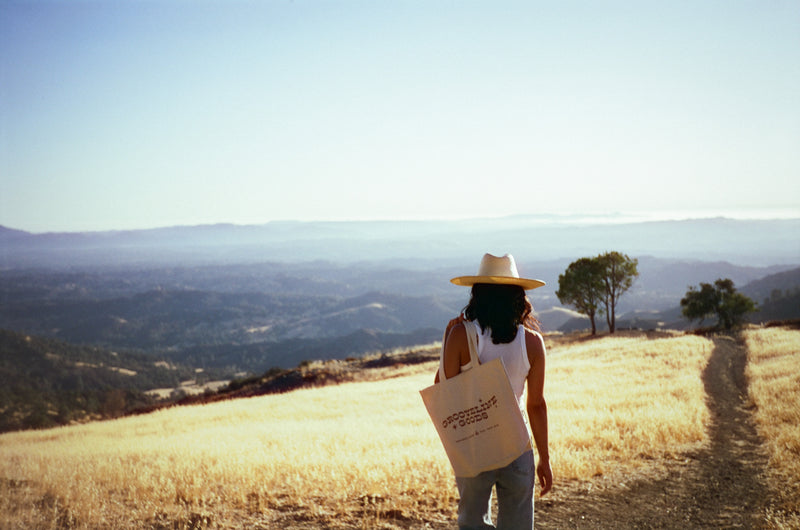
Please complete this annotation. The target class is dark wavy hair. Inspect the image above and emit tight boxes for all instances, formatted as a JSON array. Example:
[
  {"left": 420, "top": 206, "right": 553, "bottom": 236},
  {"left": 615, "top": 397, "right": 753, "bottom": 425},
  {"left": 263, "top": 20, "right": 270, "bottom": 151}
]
[{"left": 463, "top": 283, "right": 540, "bottom": 344}]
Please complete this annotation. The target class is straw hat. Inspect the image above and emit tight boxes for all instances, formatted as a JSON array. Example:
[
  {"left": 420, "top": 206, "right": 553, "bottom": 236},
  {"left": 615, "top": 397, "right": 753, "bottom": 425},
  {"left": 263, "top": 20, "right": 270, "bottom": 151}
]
[{"left": 450, "top": 253, "right": 545, "bottom": 290}]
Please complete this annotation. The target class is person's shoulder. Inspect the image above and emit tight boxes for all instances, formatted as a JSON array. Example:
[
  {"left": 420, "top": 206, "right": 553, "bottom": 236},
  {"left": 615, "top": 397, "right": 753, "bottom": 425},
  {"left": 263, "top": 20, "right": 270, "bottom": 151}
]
[
  {"left": 523, "top": 327, "right": 544, "bottom": 343},
  {"left": 523, "top": 328, "right": 546, "bottom": 358},
  {"left": 446, "top": 321, "right": 469, "bottom": 345},
  {"left": 449, "top": 320, "right": 468, "bottom": 335}
]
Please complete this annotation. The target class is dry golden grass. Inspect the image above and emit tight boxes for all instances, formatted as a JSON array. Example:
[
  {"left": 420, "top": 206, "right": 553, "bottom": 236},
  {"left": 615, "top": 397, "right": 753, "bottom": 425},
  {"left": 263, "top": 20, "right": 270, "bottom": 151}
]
[
  {"left": 545, "top": 332, "right": 713, "bottom": 480},
  {"left": 0, "top": 332, "right": 715, "bottom": 529},
  {"left": 744, "top": 326, "right": 800, "bottom": 528},
  {"left": 0, "top": 364, "right": 453, "bottom": 529}
]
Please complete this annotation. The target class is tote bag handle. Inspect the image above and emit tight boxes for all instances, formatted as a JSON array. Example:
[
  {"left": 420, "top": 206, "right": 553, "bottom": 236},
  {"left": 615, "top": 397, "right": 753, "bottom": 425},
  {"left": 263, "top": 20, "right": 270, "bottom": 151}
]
[{"left": 438, "top": 320, "right": 480, "bottom": 382}]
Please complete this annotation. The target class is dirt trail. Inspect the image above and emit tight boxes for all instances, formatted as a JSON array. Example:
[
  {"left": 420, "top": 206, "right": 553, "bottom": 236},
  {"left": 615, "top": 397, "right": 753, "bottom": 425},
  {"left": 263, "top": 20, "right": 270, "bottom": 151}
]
[{"left": 534, "top": 334, "right": 770, "bottom": 529}]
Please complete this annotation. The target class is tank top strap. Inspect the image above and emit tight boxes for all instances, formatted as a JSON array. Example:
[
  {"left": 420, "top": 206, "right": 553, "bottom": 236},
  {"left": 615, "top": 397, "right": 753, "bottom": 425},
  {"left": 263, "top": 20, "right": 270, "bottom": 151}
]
[{"left": 459, "top": 320, "right": 480, "bottom": 372}]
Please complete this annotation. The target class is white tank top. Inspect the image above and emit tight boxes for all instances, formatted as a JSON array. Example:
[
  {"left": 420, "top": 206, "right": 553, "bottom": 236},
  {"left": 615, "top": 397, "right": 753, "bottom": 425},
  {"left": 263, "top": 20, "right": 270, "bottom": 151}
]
[{"left": 465, "top": 323, "right": 531, "bottom": 408}]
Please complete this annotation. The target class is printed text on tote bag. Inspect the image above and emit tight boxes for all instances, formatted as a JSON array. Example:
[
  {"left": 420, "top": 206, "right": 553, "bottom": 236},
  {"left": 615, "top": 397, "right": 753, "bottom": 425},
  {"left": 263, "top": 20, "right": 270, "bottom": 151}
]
[{"left": 442, "top": 395, "right": 499, "bottom": 430}]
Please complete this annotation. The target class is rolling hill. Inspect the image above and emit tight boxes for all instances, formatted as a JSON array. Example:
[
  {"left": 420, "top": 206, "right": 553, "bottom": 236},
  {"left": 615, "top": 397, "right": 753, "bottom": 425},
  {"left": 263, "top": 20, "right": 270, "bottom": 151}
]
[{"left": 0, "top": 329, "right": 201, "bottom": 432}]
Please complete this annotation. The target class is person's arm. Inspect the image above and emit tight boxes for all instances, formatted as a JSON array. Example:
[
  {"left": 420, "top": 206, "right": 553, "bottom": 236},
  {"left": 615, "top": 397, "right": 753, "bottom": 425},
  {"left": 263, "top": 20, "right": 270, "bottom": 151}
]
[
  {"left": 526, "top": 329, "right": 553, "bottom": 496},
  {"left": 434, "top": 316, "right": 468, "bottom": 383}
]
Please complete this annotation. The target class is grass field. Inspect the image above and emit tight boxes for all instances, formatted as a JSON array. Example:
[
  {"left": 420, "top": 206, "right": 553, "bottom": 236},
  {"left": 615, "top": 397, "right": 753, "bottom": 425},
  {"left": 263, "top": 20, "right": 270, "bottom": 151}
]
[
  {"left": 2, "top": 329, "right": 791, "bottom": 529},
  {"left": 744, "top": 326, "right": 800, "bottom": 528}
]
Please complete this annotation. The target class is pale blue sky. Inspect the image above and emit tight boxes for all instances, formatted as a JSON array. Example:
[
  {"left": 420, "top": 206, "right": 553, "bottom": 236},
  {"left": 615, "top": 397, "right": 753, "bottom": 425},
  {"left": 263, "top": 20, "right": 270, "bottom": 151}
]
[{"left": 2, "top": 0, "right": 799, "bottom": 232}]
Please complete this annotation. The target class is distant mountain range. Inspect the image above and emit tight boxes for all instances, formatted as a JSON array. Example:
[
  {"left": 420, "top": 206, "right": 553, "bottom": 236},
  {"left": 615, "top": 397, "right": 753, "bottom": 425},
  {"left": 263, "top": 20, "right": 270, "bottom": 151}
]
[{"left": 2, "top": 216, "right": 799, "bottom": 268}]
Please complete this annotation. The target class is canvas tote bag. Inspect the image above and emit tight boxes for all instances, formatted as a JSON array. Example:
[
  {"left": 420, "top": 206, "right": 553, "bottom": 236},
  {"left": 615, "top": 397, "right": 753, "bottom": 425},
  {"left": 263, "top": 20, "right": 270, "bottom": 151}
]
[{"left": 420, "top": 320, "right": 531, "bottom": 478}]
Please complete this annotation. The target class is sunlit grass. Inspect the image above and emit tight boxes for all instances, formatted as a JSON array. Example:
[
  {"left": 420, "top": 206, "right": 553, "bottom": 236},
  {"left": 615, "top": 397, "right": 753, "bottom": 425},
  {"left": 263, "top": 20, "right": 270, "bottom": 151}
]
[
  {"left": 0, "top": 332, "right": 716, "bottom": 528},
  {"left": 1, "top": 367, "right": 454, "bottom": 528},
  {"left": 744, "top": 326, "right": 800, "bottom": 529},
  {"left": 546, "top": 333, "right": 712, "bottom": 479}
]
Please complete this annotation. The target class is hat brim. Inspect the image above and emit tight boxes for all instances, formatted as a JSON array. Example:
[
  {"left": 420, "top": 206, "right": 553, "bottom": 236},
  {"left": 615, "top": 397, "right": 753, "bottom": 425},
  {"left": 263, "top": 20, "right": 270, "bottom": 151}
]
[{"left": 450, "top": 275, "right": 545, "bottom": 290}]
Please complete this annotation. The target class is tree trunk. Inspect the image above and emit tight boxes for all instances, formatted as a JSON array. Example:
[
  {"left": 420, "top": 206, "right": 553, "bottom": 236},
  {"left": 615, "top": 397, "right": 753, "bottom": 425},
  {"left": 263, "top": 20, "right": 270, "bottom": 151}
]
[
  {"left": 604, "top": 297, "right": 615, "bottom": 334},
  {"left": 609, "top": 301, "right": 616, "bottom": 334}
]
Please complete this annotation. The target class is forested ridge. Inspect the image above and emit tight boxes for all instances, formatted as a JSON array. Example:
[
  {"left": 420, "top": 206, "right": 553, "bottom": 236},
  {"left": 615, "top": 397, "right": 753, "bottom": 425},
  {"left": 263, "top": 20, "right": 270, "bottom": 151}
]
[{"left": 0, "top": 329, "right": 198, "bottom": 432}]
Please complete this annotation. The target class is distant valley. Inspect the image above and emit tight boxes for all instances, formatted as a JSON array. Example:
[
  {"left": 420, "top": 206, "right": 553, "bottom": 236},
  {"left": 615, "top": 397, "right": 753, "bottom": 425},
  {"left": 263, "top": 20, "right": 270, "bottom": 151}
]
[
  {"left": 1, "top": 217, "right": 798, "bottom": 432},
  {"left": 1, "top": 256, "right": 798, "bottom": 371}
]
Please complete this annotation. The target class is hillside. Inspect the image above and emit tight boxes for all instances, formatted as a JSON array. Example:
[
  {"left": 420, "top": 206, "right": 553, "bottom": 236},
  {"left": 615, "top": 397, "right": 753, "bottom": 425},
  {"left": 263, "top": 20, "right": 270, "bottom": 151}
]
[
  {"left": 3, "top": 329, "right": 796, "bottom": 528},
  {"left": 0, "top": 323, "right": 442, "bottom": 433},
  {"left": 144, "top": 344, "right": 441, "bottom": 413},
  {"left": 169, "top": 327, "right": 441, "bottom": 371},
  {"left": 3, "top": 330, "right": 717, "bottom": 528},
  {"left": 0, "top": 329, "right": 201, "bottom": 433},
  {"left": 741, "top": 266, "right": 800, "bottom": 324}
]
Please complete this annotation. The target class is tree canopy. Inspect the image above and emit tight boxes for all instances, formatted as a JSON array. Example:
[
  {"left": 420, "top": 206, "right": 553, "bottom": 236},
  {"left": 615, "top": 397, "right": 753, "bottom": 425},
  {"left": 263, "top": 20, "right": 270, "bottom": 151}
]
[
  {"left": 680, "top": 278, "right": 757, "bottom": 330},
  {"left": 556, "top": 258, "right": 605, "bottom": 335},
  {"left": 557, "top": 252, "right": 639, "bottom": 335},
  {"left": 598, "top": 251, "right": 639, "bottom": 334}
]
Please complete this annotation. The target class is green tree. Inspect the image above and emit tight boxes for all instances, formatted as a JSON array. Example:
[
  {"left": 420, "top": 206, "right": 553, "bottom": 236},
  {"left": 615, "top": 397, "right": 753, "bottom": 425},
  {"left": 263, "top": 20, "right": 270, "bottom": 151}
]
[
  {"left": 556, "top": 258, "right": 606, "bottom": 335},
  {"left": 680, "top": 282, "right": 718, "bottom": 325},
  {"left": 597, "top": 251, "right": 639, "bottom": 334},
  {"left": 680, "top": 278, "right": 757, "bottom": 330}
]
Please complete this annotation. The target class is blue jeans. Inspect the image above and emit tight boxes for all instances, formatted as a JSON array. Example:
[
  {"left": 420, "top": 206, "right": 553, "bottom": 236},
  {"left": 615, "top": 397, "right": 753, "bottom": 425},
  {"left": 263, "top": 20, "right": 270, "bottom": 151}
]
[{"left": 455, "top": 450, "right": 535, "bottom": 530}]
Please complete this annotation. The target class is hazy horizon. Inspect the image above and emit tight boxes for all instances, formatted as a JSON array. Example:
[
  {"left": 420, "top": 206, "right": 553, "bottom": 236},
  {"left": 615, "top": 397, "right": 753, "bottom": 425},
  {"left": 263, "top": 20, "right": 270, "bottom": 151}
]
[{"left": 4, "top": 208, "right": 800, "bottom": 235}]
